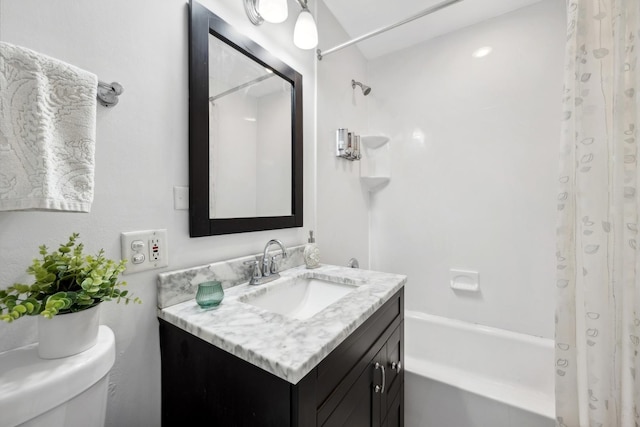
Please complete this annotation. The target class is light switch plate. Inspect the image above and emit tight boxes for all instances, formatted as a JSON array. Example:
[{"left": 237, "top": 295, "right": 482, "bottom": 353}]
[
  {"left": 121, "top": 229, "right": 169, "bottom": 274},
  {"left": 173, "top": 186, "right": 189, "bottom": 210}
]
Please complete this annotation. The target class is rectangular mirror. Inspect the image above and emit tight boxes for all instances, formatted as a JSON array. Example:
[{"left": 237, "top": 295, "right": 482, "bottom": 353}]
[
  {"left": 189, "top": 1, "right": 303, "bottom": 236},
  {"left": 208, "top": 34, "right": 292, "bottom": 219}
]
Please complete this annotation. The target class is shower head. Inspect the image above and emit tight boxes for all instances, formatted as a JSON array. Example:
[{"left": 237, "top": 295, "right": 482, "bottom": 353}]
[{"left": 352, "top": 79, "right": 372, "bottom": 96}]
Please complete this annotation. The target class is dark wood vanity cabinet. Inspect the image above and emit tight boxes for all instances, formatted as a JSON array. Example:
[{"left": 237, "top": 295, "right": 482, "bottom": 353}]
[
  {"left": 159, "top": 289, "right": 404, "bottom": 427},
  {"left": 319, "top": 322, "right": 404, "bottom": 427}
]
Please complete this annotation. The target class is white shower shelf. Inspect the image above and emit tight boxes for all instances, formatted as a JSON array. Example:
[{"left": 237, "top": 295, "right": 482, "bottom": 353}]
[
  {"left": 360, "top": 176, "right": 390, "bottom": 191},
  {"left": 360, "top": 135, "right": 389, "bottom": 149},
  {"left": 360, "top": 135, "right": 391, "bottom": 192}
]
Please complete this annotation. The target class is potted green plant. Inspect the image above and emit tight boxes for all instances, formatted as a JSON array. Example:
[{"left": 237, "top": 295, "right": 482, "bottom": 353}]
[{"left": 0, "top": 232, "right": 140, "bottom": 358}]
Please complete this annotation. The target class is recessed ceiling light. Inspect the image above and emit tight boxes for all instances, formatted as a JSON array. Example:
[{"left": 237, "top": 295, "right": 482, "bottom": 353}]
[{"left": 472, "top": 46, "right": 493, "bottom": 58}]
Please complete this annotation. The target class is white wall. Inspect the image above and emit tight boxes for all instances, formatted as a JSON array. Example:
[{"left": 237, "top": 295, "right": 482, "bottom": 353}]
[
  {"left": 0, "top": 0, "right": 316, "bottom": 425},
  {"left": 315, "top": 0, "right": 370, "bottom": 268},
  {"left": 367, "top": 0, "right": 565, "bottom": 338}
]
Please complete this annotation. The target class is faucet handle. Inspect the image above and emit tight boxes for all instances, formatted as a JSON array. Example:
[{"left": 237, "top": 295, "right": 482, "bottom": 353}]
[
  {"left": 269, "top": 255, "right": 281, "bottom": 274},
  {"left": 244, "top": 260, "right": 262, "bottom": 284}
]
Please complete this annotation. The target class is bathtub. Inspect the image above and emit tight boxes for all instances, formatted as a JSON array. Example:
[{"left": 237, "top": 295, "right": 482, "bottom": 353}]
[{"left": 404, "top": 310, "right": 555, "bottom": 427}]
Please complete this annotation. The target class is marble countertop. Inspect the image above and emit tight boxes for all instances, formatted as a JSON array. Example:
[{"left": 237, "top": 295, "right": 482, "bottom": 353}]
[{"left": 158, "top": 264, "right": 406, "bottom": 384}]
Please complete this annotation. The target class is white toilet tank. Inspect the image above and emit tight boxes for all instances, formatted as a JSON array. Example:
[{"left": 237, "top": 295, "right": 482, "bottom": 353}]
[{"left": 0, "top": 325, "right": 115, "bottom": 427}]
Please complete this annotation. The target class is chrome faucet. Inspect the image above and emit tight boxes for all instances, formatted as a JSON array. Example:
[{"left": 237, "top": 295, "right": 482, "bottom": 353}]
[
  {"left": 246, "top": 239, "right": 288, "bottom": 285},
  {"left": 262, "top": 239, "right": 288, "bottom": 277}
]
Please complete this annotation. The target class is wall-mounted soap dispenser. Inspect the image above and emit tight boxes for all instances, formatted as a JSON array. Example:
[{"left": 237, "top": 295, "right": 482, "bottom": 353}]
[{"left": 336, "top": 128, "right": 361, "bottom": 161}]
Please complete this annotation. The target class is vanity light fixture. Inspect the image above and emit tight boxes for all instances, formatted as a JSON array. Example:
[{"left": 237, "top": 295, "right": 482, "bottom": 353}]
[
  {"left": 293, "top": 0, "right": 318, "bottom": 49},
  {"left": 260, "top": 0, "right": 288, "bottom": 23},
  {"left": 244, "top": 0, "right": 288, "bottom": 25},
  {"left": 245, "top": 0, "right": 318, "bottom": 50}
]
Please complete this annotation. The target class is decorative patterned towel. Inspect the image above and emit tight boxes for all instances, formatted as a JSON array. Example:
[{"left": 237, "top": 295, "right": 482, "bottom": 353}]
[{"left": 0, "top": 42, "right": 97, "bottom": 212}]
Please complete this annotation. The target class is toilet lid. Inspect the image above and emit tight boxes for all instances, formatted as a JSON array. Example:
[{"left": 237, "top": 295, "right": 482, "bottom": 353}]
[{"left": 0, "top": 325, "right": 115, "bottom": 427}]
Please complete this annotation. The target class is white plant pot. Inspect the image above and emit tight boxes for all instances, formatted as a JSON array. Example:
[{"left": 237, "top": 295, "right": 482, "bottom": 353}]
[{"left": 37, "top": 304, "right": 101, "bottom": 359}]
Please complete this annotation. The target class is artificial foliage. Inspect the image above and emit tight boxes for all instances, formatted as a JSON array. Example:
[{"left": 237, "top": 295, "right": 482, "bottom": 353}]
[{"left": 0, "top": 233, "right": 140, "bottom": 322}]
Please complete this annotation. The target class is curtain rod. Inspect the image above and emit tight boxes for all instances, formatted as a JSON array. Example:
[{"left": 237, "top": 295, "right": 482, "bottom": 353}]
[
  {"left": 209, "top": 74, "right": 275, "bottom": 103},
  {"left": 316, "top": 0, "right": 464, "bottom": 61}
]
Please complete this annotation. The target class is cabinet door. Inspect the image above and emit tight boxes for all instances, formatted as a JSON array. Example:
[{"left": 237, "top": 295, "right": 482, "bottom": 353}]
[
  {"left": 382, "top": 388, "right": 403, "bottom": 427},
  {"left": 384, "top": 323, "right": 403, "bottom": 413},
  {"left": 321, "top": 347, "right": 385, "bottom": 427}
]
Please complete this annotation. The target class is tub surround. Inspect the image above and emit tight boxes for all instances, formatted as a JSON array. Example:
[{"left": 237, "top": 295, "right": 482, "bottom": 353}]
[{"left": 158, "top": 263, "right": 406, "bottom": 384}]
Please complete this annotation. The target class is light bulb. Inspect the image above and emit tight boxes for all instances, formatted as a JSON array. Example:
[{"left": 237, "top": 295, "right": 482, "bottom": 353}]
[
  {"left": 294, "top": 9, "right": 318, "bottom": 49},
  {"left": 258, "top": 0, "right": 288, "bottom": 24}
]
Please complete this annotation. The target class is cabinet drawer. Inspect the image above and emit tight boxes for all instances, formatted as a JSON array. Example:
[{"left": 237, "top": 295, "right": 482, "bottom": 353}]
[{"left": 316, "top": 291, "right": 402, "bottom": 408}]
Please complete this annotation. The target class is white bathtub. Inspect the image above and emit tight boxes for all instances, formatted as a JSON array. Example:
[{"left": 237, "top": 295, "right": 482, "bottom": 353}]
[{"left": 404, "top": 310, "right": 555, "bottom": 427}]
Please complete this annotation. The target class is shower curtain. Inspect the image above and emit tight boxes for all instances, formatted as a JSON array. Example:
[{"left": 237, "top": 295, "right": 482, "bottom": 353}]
[{"left": 555, "top": 0, "right": 640, "bottom": 426}]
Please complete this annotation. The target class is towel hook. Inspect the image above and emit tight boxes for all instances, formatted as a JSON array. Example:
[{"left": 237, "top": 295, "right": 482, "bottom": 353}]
[{"left": 97, "top": 81, "right": 124, "bottom": 107}]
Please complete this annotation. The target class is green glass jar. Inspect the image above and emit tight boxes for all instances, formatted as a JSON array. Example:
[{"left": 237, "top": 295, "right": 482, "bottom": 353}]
[{"left": 196, "top": 281, "right": 224, "bottom": 308}]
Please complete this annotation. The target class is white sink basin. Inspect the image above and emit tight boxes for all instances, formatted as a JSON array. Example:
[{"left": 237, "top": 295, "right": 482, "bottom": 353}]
[{"left": 241, "top": 277, "right": 357, "bottom": 320}]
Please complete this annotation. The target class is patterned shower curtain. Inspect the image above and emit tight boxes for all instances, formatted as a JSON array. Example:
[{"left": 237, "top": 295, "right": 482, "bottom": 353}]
[{"left": 555, "top": 0, "right": 640, "bottom": 426}]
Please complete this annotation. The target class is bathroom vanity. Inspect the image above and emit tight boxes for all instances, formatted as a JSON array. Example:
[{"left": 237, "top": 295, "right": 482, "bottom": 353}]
[{"left": 157, "top": 257, "right": 406, "bottom": 427}]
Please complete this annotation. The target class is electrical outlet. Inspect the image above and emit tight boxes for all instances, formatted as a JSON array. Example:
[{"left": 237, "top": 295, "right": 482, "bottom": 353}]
[
  {"left": 121, "top": 229, "right": 169, "bottom": 274},
  {"left": 150, "top": 238, "right": 160, "bottom": 261}
]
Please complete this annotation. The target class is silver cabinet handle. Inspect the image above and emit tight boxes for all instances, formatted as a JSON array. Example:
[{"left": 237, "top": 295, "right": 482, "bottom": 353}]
[
  {"left": 374, "top": 362, "right": 386, "bottom": 394},
  {"left": 391, "top": 361, "right": 402, "bottom": 374}
]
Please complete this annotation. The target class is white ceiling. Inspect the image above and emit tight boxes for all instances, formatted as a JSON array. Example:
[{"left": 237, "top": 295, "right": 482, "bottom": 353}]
[{"left": 321, "top": 0, "right": 543, "bottom": 59}]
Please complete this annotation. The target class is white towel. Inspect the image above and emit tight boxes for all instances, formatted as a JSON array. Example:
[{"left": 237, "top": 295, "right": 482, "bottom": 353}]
[{"left": 0, "top": 42, "right": 97, "bottom": 212}]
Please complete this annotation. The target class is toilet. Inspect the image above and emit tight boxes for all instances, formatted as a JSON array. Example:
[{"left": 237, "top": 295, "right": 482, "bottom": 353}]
[{"left": 0, "top": 326, "right": 115, "bottom": 427}]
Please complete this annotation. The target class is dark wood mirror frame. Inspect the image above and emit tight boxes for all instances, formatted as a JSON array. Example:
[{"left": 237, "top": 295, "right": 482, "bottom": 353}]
[{"left": 189, "top": 0, "right": 303, "bottom": 237}]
